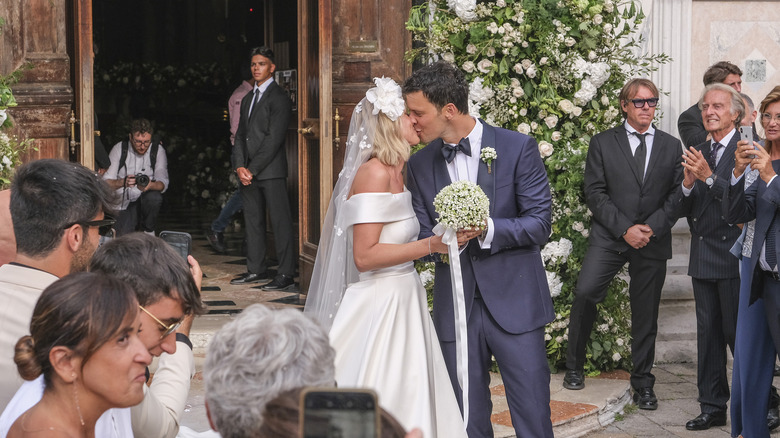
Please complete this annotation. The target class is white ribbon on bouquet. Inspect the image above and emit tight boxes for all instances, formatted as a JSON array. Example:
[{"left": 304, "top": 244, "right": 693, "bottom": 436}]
[{"left": 433, "top": 223, "right": 469, "bottom": 431}]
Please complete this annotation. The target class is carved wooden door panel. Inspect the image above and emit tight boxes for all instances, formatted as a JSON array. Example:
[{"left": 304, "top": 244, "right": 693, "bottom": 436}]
[
  {"left": 298, "top": 0, "right": 412, "bottom": 292},
  {"left": 297, "top": 0, "right": 332, "bottom": 292},
  {"left": 69, "top": 0, "right": 96, "bottom": 168}
]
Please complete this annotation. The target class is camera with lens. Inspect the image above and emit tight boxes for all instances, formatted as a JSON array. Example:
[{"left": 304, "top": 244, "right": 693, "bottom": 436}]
[{"left": 135, "top": 173, "right": 150, "bottom": 189}]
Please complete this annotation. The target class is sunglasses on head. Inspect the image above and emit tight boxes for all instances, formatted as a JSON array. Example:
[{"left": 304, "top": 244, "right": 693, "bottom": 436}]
[{"left": 629, "top": 98, "right": 659, "bottom": 108}]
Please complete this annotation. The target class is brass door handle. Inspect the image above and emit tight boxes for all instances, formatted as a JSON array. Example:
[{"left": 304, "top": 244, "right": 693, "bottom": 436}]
[
  {"left": 333, "top": 108, "right": 342, "bottom": 150},
  {"left": 69, "top": 110, "right": 80, "bottom": 154},
  {"left": 297, "top": 126, "right": 314, "bottom": 135}
]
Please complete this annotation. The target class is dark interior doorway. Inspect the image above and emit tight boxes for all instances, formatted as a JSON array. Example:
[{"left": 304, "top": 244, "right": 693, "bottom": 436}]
[{"left": 91, "top": 0, "right": 299, "bottom": 212}]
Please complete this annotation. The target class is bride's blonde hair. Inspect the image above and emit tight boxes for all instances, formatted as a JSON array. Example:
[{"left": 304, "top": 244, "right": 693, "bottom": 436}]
[{"left": 372, "top": 113, "right": 410, "bottom": 167}]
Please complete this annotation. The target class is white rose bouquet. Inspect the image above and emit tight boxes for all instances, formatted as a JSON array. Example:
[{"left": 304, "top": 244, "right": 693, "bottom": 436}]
[{"left": 433, "top": 180, "right": 489, "bottom": 230}]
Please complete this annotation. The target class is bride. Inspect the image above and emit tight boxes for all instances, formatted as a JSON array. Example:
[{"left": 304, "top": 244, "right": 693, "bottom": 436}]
[{"left": 304, "top": 77, "right": 468, "bottom": 438}]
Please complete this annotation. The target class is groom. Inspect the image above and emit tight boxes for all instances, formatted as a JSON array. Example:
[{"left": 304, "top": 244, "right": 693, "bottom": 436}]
[{"left": 404, "top": 61, "right": 554, "bottom": 437}]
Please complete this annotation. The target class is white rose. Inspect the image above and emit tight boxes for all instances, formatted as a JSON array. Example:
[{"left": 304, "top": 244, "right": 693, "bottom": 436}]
[
  {"left": 593, "top": 14, "right": 603, "bottom": 25},
  {"left": 517, "top": 123, "right": 531, "bottom": 134},
  {"left": 572, "top": 106, "right": 583, "bottom": 116},
  {"left": 601, "top": 95, "right": 610, "bottom": 106},
  {"left": 538, "top": 141, "right": 553, "bottom": 158},
  {"left": 531, "top": 121, "right": 538, "bottom": 131},
  {"left": 463, "top": 61, "right": 475, "bottom": 73},
  {"left": 565, "top": 37, "right": 576, "bottom": 47},
  {"left": 544, "top": 115, "right": 558, "bottom": 129},
  {"left": 558, "top": 99, "right": 574, "bottom": 114},
  {"left": 477, "top": 59, "right": 493, "bottom": 73},
  {"left": 539, "top": 57, "right": 549, "bottom": 65},
  {"left": 442, "top": 52, "right": 455, "bottom": 63},
  {"left": 616, "top": 338, "right": 624, "bottom": 347},
  {"left": 498, "top": 27, "right": 505, "bottom": 35},
  {"left": 496, "top": 0, "right": 506, "bottom": 6},
  {"left": 551, "top": 131, "right": 562, "bottom": 141},
  {"left": 510, "top": 78, "right": 521, "bottom": 88},
  {"left": 521, "top": 59, "right": 532, "bottom": 69},
  {"left": 556, "top": 336, "right": 564, "bottom": 343},
  {"left": 545, "top": 333, "right": 552, "bottom": 341},
  {"left": 612, "top": 352, "right": 622, "bottom": 361},
  {"left": 519, "top": 108, "right": 528, "bottom": 116},
  {"left": 487, "top": 22, "right": 499, "bottom": 34},
  {"left": 513, "top": 63, "right": 523, "bottom": 74},
  {"left": 486, "top": 47, "right": 496, "bottom": 57},
  {"left": 526, "top": 64, "right": 537, "bottom": 78},
  {"left": 521, "top": 41, "right": 529, "bottom": 48},
  {"left": 512, "top": 87, "right": 524, "bottom": 98},
  {"left": 604, "top": 23, "right": 613, "bottom": 33},
  {"left": 466, "top": 44, "right": 477, "bottom": 54}
]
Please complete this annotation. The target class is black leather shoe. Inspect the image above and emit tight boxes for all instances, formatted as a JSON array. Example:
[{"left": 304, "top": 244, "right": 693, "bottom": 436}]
[
  {"left": 768, "top": 406, "right": 780, "bottom": 431},
  {"left": 633, "top": 387, "right": 658, "bottom": 410},
  {"left": 261, "top": 274, "right": 296, "bottom": 291},
  {"left": 230, "top": 273, "right": 271, "bottom": 285},
  {"left": 205, "top": 229, "right": 226, "bottom": 253},
  {"left": 562, "top": 369, "right": 585, "bottom": 390},
  {"left": 685, "top": 411, "right": 726, "bottom": 430}
]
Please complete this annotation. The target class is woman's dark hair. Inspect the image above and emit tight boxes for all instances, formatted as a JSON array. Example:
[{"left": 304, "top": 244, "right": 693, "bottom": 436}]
[
  {"left": 14, "top": 272, "right": 138, "bottom": 387},
  {"left": 257, "top": 388, "right": 409, "bottom": 438}
]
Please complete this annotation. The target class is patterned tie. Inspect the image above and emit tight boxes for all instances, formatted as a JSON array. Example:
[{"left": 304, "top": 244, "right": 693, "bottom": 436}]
[
  {"left": 634, "top": 133, "right": 647, "bottom": 181},
  {"left": 248, "top": 88, "right": 260, "bottom": 117},
  {"left": 441, "top": 137, "right": 472, "bottom": 163},
  {"left": 707, "top": 142, "right": 722, "bottom": 171}
]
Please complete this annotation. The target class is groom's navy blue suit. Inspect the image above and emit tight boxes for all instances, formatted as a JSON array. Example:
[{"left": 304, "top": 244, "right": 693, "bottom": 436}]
[{"left": 407, "top": 120, "right": 555, "bottom": 437}]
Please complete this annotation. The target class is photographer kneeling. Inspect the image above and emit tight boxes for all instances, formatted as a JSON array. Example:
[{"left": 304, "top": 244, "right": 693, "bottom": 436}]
[{"left": 104, "top": 118, "right": 169, "bottom": 236}]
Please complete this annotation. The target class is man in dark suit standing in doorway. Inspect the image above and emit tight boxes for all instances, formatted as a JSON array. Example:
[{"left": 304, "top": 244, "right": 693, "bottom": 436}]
[
  {"left": 678, "top": 83, "right": 744, "bottom": 430},
  {"left": 231, "top": 46, "right": 296, "bottom": 290},
  {"left": 563, "top": 79, "right": 683, "bottom": 412}
]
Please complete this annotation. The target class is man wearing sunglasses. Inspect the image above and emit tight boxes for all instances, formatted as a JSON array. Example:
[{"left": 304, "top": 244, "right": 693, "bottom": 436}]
[
  {"left": 0, "top": 233, "right": 205, "bottom": 438},
  {"left": 0, "top": 159, "right": 116, "bottom": 411},
  {"left": 563, "top": 79, "right": 684, "bottom": 413}
]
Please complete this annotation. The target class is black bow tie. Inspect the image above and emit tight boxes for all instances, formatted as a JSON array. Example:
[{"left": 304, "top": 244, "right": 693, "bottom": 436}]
[{"left": 442, "top": 137, "right": 472, "bottom": 163}]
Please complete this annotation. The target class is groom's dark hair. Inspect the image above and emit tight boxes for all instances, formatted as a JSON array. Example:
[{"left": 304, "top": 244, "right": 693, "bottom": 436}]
[{"left": 403, "top": 61, "right": 469, "bottom": 114}]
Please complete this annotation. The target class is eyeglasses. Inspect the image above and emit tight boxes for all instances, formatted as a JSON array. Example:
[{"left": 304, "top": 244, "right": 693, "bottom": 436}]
[
  {"left": 132, "top": 139, "right": 152, "bottom": 147},
  {"left": 762, "top": 113, "right": 780, "bottom": 124},
  {"left": 63, "top": 216, "right": 116, "bottom": 237},
  {"left": 138, "top": 305, "right": 182, "bottom": 339},
  {"left": 629, "top": 98, "right": 659, "bottom": 108}
]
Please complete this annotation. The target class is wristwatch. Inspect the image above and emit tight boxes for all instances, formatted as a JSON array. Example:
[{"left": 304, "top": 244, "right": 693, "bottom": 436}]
[{"left": 705, "top": 175, "right": 716, "bottom": 188}]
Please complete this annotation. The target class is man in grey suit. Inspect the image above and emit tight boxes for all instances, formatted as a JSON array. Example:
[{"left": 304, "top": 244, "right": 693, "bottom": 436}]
[
  {"left": 563, "top": 79, "right": 683, "bottom": 412},
  {"left": 231, "top": 46, "right": 296, "bottom": 290},
  {"left": 679, "top": 83, "right": 745, "bottom": 430},
  {"left": 677, "top": 61, "right": 743, "bottom": 148}
]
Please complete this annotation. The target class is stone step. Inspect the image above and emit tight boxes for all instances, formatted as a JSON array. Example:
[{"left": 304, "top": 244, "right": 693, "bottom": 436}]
[{"left": 655, "top": 299, "right": 697, "bottom": 363}]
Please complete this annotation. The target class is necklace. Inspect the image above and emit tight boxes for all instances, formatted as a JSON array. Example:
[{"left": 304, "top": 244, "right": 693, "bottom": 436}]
[{"left": 19, "top": 411, "right": 61, "bottom": 434}]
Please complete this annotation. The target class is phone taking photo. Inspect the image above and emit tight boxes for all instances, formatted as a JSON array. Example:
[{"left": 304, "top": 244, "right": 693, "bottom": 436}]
[
  {"left": 159, "top": 231, "right": 192, "bottom": 261},
  {"left": 739, "top": 125, "right": 754, "bottom": 147},
  {"left": 300, "top": 388, "right": 380, "bottom": 438}
]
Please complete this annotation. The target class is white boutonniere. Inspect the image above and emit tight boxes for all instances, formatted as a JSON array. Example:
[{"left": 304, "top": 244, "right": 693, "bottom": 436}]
[{"left": 480, "top": 147, "right": 497, "bottom": 174}]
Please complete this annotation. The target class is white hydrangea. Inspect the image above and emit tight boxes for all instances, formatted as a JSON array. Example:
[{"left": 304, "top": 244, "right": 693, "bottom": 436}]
[{"left": 546, "top": 271, "right": 563, "bottom": 298}]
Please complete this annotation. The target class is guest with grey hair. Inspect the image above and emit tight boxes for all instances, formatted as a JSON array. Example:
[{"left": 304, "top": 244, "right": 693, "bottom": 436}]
[{"left": 203, "top": 304, "right": 335, "bottom": 437}]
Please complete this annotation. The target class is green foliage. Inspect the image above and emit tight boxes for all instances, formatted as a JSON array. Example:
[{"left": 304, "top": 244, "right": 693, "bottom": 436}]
[{"left": 408, "top": 0, "right": 669, "bottom": 373}]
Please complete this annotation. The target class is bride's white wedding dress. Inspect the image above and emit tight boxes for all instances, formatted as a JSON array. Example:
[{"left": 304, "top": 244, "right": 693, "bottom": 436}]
[{"left": 329, "top": 190, "right": 467, "bottom": 438}]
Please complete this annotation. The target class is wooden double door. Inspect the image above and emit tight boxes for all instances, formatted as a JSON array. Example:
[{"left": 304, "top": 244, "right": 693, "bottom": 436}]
[{"left": 1, "top": 0, "right": 412, "bottom": 292}]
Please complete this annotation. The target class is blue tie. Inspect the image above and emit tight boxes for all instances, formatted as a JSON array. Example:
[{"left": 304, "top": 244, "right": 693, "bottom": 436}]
[
  {"left": 442, "top": 137, "right": 472, "bottom": 163},
  {"left": 707, "top": 142, "right": 722, "bottom": 171}
]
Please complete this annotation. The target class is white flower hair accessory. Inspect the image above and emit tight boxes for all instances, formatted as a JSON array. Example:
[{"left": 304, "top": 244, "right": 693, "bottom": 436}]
[{"left": 365, "top": 77, "right": 405, "bottom": 121}]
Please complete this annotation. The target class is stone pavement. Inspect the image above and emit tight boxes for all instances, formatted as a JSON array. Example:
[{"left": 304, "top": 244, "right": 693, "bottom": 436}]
[{"left": 158, "top": 214, "right": 779, "bottom": 437}]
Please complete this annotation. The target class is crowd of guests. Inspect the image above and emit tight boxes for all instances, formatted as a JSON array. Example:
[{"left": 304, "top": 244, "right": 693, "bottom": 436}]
[{"left": 2, "top": 56, "right": 780, "bottom": 438}]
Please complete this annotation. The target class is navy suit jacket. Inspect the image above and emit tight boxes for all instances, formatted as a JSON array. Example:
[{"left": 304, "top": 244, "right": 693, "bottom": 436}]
[
  {"left": 678, "top": 103, "right": 708, "bottom": 148},
  {"left": 232, "top": 80, "right": 292, "bottom": 180},
  {"left": 406, "top": 121, "right": 554, "bottom": 342},
  {"left": 584, "top": 125, "right": 683, "bottom": 260},
  {"left": 679, "top": 134, "right": 741, "bottom": 279},
  {"left": 726, "top": 160, "right": 780, "bottom": 279}
]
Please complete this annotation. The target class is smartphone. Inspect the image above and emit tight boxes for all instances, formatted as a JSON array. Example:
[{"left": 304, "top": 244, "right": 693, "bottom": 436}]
[
  {"left": 739, "top": 125, "right": 754, "bottom": 146},
  {"left": 159, "top": 231, "right": 192, "bottom": 260},
  {"left": 300, "top": 388, "right": 380, "bottom": 438}
]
